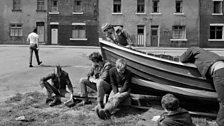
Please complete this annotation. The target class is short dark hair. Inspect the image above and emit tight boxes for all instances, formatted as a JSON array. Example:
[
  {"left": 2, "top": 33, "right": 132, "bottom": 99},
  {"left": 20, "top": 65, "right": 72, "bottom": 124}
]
[
  {"left": 33, "top": 28, "right": 37, "bottom": 33},
  {"left": 161, "top": 93, "right": 179, "bottom": 111},
  {"left": 88, "top": 52, "right": 103, "bottom": 63}
]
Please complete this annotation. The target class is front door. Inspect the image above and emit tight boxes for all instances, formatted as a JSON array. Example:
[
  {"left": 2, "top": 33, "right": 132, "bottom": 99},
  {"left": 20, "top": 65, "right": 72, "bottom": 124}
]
[
  {"left": 36, "top": 22, "right": 45, "bottom": 43},
  {"left": 51, "top": 28, "right": 58, "bottom": 44},
  {"left": 151, "top": 25, "right": 159, "bottom": 47}
]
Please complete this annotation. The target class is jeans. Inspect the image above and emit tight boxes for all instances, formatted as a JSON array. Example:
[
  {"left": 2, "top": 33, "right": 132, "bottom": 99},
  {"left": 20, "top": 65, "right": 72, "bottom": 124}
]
[
  {"left": 79, "top": 77, "right": 111, "bottom": 102},
  {"left": 103, "top": 89, "right": 130, "bottom": 113},
  {"left": 96, "top": 79, "right": 112, "bottom": 102},
  {"left": 29, "top": 43, "right": 40, "bottom": 65},
  {"left": 42, "top": 81, "right": 68, "bottom": 98},
  {"left": 212, "top": 68, "right": 224, "bottom": 126}
]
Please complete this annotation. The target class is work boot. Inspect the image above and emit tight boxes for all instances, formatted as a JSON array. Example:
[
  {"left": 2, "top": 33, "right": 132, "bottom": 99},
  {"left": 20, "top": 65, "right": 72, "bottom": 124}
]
[
  {"left": 45, "top": 97, "right": 54, "bottom": 104},
  {"left": 49, "top": 97, "right": 62, "bottom": 107}
]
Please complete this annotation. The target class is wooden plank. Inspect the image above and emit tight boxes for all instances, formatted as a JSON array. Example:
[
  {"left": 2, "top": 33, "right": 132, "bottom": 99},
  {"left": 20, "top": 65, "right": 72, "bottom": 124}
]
[{"left": 131, "top": 77, "right": 217, "bottom": 99}]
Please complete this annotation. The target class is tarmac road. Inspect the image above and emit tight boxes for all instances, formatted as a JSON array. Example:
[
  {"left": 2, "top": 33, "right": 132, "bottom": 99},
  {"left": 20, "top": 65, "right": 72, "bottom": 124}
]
[{"left": 0, "top": 45, "right": 100, "bottom": 102}]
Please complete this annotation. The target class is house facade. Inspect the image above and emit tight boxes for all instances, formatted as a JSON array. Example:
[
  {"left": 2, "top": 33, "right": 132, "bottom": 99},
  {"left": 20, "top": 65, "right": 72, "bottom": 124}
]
[
  {"left": 47, "top": 0, "right": 99, "bottom": 46},
  {"left": 200, "top": 0, "right": 224, "bottom": 48},
  {"left": 0, "top": 0, "right": 48, "bottom": 44},
  {"left": 99, "top": 0, "right": 200, "bottom": 47}
]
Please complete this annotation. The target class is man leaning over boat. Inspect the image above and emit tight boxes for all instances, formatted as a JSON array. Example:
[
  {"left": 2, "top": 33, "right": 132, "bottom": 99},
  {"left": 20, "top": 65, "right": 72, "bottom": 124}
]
[
  {"left": 101, "top": 23, "right": 133, "bottom": 48},
  {"left": 180, "top": 47, "right": 224, "bottom": 126}
]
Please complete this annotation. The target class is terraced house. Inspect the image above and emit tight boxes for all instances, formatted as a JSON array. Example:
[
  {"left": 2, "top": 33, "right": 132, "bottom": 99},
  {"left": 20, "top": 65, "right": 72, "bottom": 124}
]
[
  {"left": 200, "top": 0, "right": 224, "bottom": 48},
  {"left": 47, "top": 0, "right": 98, "bottom": 45},
  {"left": 0, "top": 0, "right": 98, "bottom": 46},
  {"left": 99, "top": 0, "right": 224, "bottom": 48},
  {"left": 0, "top": 0, "right": 48, "bottom": 44}
]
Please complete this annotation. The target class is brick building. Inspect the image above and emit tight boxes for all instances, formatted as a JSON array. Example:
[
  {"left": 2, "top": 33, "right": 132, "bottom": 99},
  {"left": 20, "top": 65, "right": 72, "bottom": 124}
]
[
  {"left": 47, "top": 0, "right": 99, "bottom": 46},
  {"left": 0, "top": 0, "right": 48, "bottom": 44},
  {"left": 200, "top": 0, "right": 224, "bottom": 48},
  {"left": 99, "top": 0, "right": 200, "bottom": 47}
]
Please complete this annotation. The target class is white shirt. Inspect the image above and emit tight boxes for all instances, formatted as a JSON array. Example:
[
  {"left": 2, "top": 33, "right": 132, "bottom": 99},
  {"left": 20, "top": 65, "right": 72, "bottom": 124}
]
[{"left": 27, "top": 32, "right": 39, "bottom": 45}]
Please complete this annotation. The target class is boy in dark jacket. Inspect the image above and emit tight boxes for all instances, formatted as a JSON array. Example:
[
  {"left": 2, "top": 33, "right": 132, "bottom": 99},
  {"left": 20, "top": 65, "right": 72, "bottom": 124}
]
[
  {"left": 157, "top": 93, "right": 195, "bottom": 126},
  {"left": 40, "top": 65, "right": 74, "bottom": 106},
  {"left": 78, "top": 52, "right": 112, "bottom": 107},
  {"left": 96, "top": 58, "right": 132, "bottom": 120}
]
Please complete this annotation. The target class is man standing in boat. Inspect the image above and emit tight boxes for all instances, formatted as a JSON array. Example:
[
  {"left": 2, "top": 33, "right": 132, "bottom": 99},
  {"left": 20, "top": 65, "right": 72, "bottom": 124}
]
[
  {"left": 180, "top": 47, "right": 224, "bottom": 126},
  {"left": 101, "top": 23, "right": 133, "bottom": 47}
]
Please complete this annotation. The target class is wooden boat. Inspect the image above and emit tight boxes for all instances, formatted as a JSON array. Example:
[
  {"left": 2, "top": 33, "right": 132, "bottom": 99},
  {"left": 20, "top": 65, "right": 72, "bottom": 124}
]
[{"left": 99, "top": 38, "right": 218, "bottom": 110}]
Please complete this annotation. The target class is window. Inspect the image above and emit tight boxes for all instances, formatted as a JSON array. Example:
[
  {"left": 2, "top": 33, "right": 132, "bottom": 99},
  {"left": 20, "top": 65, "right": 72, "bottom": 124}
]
[
  {"left": 74, "top": 0, "right": 82, "bottom": 12},
  {"left": 72, "top": 24, "right": 86, "bottom": 39},
  {"left": 113, "top": 0, "right": 121, "bottom": 13},
  {"left": 152, "top": 0, "right": 159, "bottom": 13},
  {"left": 213, "top": 0, "right": 223, "bottom": 14},
  {"left": 175, "top": 0, "right": 183, "bottom": 13},
  {"left": 37, "top": 0, "right": 45, "bottom": 11},
  {"left": 210, "top": 25, "right": 223, "bottom": 39},
  {"left": 10, "top": 24, "right": 23, "bottom": 37},
  {"left": 13, "top": 0, "right": 21, "bottom": 11},
  {"left": 172, "top": 26, "right": 186, "bottom": 39},
  {"left": 137, "top": 0, "right": 145, "bottom": 13},
  {"left": 51, "top": 0, "right": 58, "bottom": 12}
]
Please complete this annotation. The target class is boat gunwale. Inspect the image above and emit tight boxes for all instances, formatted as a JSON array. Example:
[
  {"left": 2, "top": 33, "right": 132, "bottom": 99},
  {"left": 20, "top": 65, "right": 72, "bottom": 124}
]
[{"left": 99, "top": 38, "right": 197, "bottom": 68}]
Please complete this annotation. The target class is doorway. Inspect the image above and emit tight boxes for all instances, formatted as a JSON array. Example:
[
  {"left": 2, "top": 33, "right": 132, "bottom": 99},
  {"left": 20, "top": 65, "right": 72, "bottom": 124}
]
[
  {"left": 36, "top": 22, "right": 45, "bottom": 43},
  {"left": 151, "top": 25, "right": 159, "bottom": 47},
  {"left": 51, "top": 28, "right": 58, "bottom": 44}
]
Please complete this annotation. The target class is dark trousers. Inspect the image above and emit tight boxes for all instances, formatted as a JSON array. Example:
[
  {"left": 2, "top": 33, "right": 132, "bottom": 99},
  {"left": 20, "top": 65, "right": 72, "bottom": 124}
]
[
  {"left": 213, "top": 68, "right": 224, "bottom": 126},
  {"left": 42, "top": 82, "right": 67, "bottom": 98},
  {"left": 29, "top": 44, "right": 40, "bottom": 65}
]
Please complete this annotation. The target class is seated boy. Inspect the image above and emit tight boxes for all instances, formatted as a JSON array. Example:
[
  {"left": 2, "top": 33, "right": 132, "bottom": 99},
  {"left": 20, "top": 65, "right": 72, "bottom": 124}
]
[{"left": 157, "top": 93, "right": 195, "bottom": 126}]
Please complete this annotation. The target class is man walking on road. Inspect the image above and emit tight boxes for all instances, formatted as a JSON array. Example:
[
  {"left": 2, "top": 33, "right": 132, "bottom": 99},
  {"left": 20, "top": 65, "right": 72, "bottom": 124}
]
[{"left": 27, "top": 28, "right": 42, "bottom": 67}]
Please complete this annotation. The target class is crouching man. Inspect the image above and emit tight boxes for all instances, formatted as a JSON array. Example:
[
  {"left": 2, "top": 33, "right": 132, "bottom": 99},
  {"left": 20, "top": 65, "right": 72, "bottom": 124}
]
[
  {"left": 96, "top": 58, "right": 132, "bottom": 119},
  {"left": 40, "top": 65, "right": 74, "bottom": 107}
]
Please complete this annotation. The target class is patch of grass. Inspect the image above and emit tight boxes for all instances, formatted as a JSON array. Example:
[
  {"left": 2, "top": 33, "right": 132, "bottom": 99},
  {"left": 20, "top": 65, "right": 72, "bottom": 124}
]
[{"left": 0, "top": 91, "right": 217, "bottom": 126}]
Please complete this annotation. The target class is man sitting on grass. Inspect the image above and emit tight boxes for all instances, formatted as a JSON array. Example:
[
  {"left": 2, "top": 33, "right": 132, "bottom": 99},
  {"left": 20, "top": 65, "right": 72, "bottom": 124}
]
[
  {"left": 96, "top": 58, "right": 132, "bottom": 120},
  {"left": 40, "top": 65, "right": 74, "bottom": 107}
]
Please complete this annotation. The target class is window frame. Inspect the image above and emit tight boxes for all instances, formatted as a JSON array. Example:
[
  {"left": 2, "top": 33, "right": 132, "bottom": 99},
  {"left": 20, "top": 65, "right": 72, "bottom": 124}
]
[
  {"left": 175, "top": 0, "right": 183, "bottom": 13},
  {"left": 70, "top": 23, "right": 87, "bottom": 40},
  {"left": 137, "top": 0, "right": 145, "bottom": 14},
  {"left": 152, "top": 0, "right": 159, "bottom": 13},
  {"left": 12, "top": 0, "right": 22, "bottom": 12},
  {"left": 212, "top": 0, "right": 223, "bottom": 15},
  {"left": 73, "top": 0, "right": 84, "bottom": 14},
  {"left": 37, "top": 0, "right": 45, "bottom": 12},
  {"left": 9, "top": 23, "right": 23, "bottom": 37},
  {"left": 209, "top": 24, "right": 224, "bottom": 41},
  {"left": 113, "top": 0, "right": 122, "bottom": 14},
  {"left": 171, "top": 25, "right": 187, "bottom": 41}
]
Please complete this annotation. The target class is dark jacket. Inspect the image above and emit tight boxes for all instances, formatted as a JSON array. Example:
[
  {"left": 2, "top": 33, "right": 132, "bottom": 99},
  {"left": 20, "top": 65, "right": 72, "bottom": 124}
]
[
  {"left": 40, "top": 70, "right": 73, "bottom": 91},
  {"left": 180, "top": 47, "right": 224, "bottom": 77},
  {"left": 116, "top": 30, "right": 132, "bottom": 46},
  {"left": 87, "top": 61, "right": 112, "bottom": 83},
  {"left": 158, "top": 108, "right": 195, "bottom": 126},
  {"left": 109, "top": 67, "right": 132, "bottom": 93}
]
